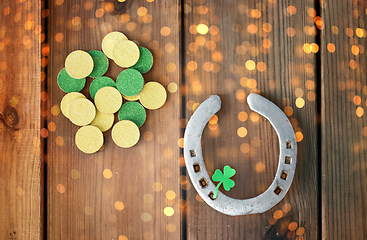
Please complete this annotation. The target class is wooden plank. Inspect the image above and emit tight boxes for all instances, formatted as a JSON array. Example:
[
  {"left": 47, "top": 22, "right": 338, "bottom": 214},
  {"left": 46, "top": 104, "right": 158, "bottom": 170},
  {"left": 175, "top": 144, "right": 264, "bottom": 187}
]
[
  {"left": 46, "top": 0, "right": 180, "bottom": 239},
  {"left": 183, "top": 0, "right": 318, "bottom": 239},
  {"left": 321, "top": 1, "right": 367, "bottom": 239},
  {"left": 0, "top": 0, "right": 43, "bottom": 239}
]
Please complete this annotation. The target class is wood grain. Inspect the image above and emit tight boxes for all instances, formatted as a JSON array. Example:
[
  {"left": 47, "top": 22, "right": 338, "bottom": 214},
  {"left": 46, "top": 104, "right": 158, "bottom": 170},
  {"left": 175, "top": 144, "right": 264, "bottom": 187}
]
[
  {"left": 321, "top": 1, "right": 367, "bottom": 239},
  {"left": 46, "top": 0, "right": 180, "bottom": 239},
  {"left": 183, "top": 0, "right": 318, "bottom": 239},
  {"left": 0, "top": 0, "right": 43, "bottom": 239}
]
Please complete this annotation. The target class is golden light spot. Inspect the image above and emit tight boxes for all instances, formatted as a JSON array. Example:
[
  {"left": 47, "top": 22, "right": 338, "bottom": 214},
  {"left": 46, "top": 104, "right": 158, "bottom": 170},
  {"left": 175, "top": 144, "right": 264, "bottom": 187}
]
[
  {"left": 57, "top": 184, "right": 65, "bottom": 194},
  {"left": 103, "top": 169, "right": 113, "bottom": 179},
  {"left": 118, "top": 236, "right": 128, "bottom": 240},
  {"left": 296, "top": 227, "right": 305, "bottom": 236},
  {"left": 247, "top": 24, "right": 258, "bottom": 34},
  {"left": 166, "top": 63, "right": 176, "bottom": 72},
  {"left": 256, "top": 62, "right": 266, "bottom": 72},
  {"left": 187, "top": 61, "right": 197, "bottom": 71},
  {"left": 331, "top": 26, "right": 339, "bottom": 35},
  {"left": 167, "top": 82, "right": 178, "bottom": 93},
  {"left": 356, "top": 28, "right": 364, "bottom": 38},
  {"left": 240, "top": 143, "right": 250, "bottom": 153},
  {"left": 196, "top": 36, "right": 206, "bottom": 45},
  {"left": 269, "top": 216, "right": 278, "bottom": 225},
  {"left": 115, "top": 201, "right": 125, "bottom": 211},
  {"left": 286, "top": 27, "right": 296, "bottom": 37},
  {"left": 164, "top": 207, "right": 174, "bottom": 216},
  {"left": 327, "top": 43, "right": 335, "bottom": 53},
  {"left": 196, "top": 24, "right": 209, "bottom": 35},
  {"left": 236, "top": 89, "right": 246, "bottom": 102},
  {"left": 351, "top": 45, "right": 359, "bottom": 55},
  {"left": 206, "top": 40, "right": 216, "bottom": 50},
  {"left": 141, "top": 213, "right": 152, "bottom": 222},
  {"left": 137, "top": 7, "right": 147, "bottom": 16},
  {"left": 296, "top": 98, "right": 305, "bottom": 108},
  {"left": 212, "top": 52, "right": 223, "bottom": 62},
  {"left": 250, "top": 112, "right": 260, "bottom": 122},
  {"left": 305, "top": 80, "right": 315, "bottom": 90},
  {"left": 55, "top": 0, "right": 64, "bottom": 6},
  {"left": 356, "top": 107, "right": 364, "bottom": 117},
  {"left": 251, "top": 9, "right": 261, "bottom": 18},
  {"left": 33, "top": 137, "right": 41, "bottom": 147},
  {"left": 295, "top": 132, "right": 303, "bottom": 142},
  {"left": 143, "top": 14, "right": 153, "bottom": 23},
  {"left": 161, "top": 26, "right": 171, "bottom": 36},
  {"left": 288, "top": 222, "right": 298, "bottom": 231},
  {"left": 55, "top": 32, "right": 64, "bottom": 42},
  {"left": 282, "top": 203, "right": 291, "bottom": 212},
  {"left": 311, "top": 43, "right": 319, "bottom": 53},
  {"left": 287, "top": 6, "right": 297, "bottom": 15},
  {"left": 143, "top": 131, "right": 153, "bottom": 141},
  {"left": 349, "top": 60, "right": 357, "bottom": 69},
  {"left": 262, "top": 23, "right": 272, "bottom": 32},
  {"left": 166, "top": 224, "right": 176, "bottom": 232},
  {"left": 237, "top": 127, "right": 248, "bottom": 138},
  {"left": 3, "top": 7, "right": 10, "bottom": 16},
  {"left": 346, "top": 28, "right": 354, "bottom": 37},
  {"left": 295, "top": 88, "right": 304, "bottom": 98},
  {"left": 209, "top": 25, "right": 219, "bottom": 35},
  {"left": 209, "top": 115, "right": 218, "bottom": 124},
  {"left": 303, "top": 43, "right": 312, "bottom": 53},
  {"left": 284, "top": 106, "right": 293, "bottom": 116},
  {"left": 238, "top": 111, "right": 248, "bottom": 122},
  {"left": 56, "top": 136, "right": 64, "bottom": 146},
  {"left": 273, "top": 210, "right": 283, "bottom": 219},
  {"left": 203, "top": 62, "right": 214, "bottom": 72},
  {"left": 354, "top": 96, "right": 361, "bottom": 105},
  {"left": 95, "top": 8, "right": 104, "bottom": 18},
  {"left": 255, "top": 162, "right": 265, "bottom": 172},
  {"left": 308, "top": 8, "right": 316, "bottom": 17},
  {"left": 308, "top": 92, "right": 316, "bottom": 101},
  {"left": 166, "top": 190, "right": 176, "bottom": 200},
  {"left": 48, "top": 122, "right": 56, "bottom": 132},
  {"left": 246, "top": 60, "right": 256, "bottom": 70}
]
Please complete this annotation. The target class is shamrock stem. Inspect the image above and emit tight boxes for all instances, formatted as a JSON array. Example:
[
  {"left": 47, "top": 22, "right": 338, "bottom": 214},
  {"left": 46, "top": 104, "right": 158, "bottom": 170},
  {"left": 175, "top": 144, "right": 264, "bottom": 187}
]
[{"left": 213, "top": 181, "right": 222, "bottom": 199}]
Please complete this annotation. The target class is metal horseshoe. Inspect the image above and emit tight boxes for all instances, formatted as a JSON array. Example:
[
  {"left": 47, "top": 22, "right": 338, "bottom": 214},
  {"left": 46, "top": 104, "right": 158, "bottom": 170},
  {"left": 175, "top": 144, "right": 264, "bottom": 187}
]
[{"left": 184, "top": 93, "right": 297, "bottom": 216}]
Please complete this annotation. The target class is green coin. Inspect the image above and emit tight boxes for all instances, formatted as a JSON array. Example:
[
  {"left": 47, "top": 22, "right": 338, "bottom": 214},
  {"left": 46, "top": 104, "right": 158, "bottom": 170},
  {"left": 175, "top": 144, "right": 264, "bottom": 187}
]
[
  {"left": 88, "top": 50, "right": 109, "bottom": 78},
  {"left": 57, "top": 68, "right": 86, "bottom": 93},
  {"left": 89, "top": 76, "right": 116, "bottom": 99},
  {"left": 130, "top": 47, "right": 153, "bottom": 74},
  {"left": 118, "top": 101, "right": 146, "bottom": 127},
  {"left": 116, "top": 69, "right": 144, "bottom": 97}
]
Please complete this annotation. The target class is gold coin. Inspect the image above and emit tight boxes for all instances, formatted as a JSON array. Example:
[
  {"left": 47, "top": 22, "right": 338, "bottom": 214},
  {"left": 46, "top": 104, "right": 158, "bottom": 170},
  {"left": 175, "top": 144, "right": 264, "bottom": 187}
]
[
  {"left": 102, "top": 31, "right": 128, "bottom": 60},
  {"left": 111, "top": 120, "right": 140, "bottom": 148},
  {"left": 75, "top": 125, "right": 104, "bottom": 154},
  {"left": 65, "top": 50, "right": 94, "bottom": 79},
  {"left": 68, "top": 98, "right": 96, "bottom": 126},
  {"left": 122, "top": 94, "right": 140, "bottom": 101},
  {"left": 60, "top": 92, "right": 86, "bottom": 118},
  {"left": 90, "top": 110, "right": 115, "bottom": 132},
  {"left": 94, "top": 86, "right": 123, "bottom": 114},
  {"left": 139, "top": 82, "right": 167, "bottom": 110},
  {"left": 113, "top": 40, "right": 140, "bottom": 68}
]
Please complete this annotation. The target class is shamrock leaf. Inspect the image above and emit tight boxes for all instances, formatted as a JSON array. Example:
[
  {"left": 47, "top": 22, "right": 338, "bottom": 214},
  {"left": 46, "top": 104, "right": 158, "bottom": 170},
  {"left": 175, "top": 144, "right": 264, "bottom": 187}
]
[{"left": 211, "top": 165, "right": 236, "bottom": 199}]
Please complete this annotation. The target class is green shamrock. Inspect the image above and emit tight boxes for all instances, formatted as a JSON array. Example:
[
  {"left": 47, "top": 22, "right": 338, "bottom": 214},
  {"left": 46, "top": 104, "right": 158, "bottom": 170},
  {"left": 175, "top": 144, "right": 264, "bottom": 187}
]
[{"left": 212, "top": 165, "right": 236, "bottom": 199}]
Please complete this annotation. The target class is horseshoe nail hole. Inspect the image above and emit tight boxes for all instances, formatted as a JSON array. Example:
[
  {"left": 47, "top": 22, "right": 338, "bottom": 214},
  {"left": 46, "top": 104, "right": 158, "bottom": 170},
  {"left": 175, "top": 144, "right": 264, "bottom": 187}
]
[
  {"left": 281, "top": 171, "right": 288, "bottom": 180},
  {"left": 190, "top": 150, "right": 196, "bottom": 157},
  {"left": 199, "top": 178, "right": 208, "bottom": 188},
  {"left": 274, "top": 186, "right": 283, "bottom": 195},
  {"left": 286, "top": 141, "right": 292, "bottom": 149},
  {"left": 193, "top": 163, "right": 201, "bottom": 173},
  {"left": 285, "top": 156, "right": 292, "bottom": 164},
  {"left": 208, "top": 192, "right": 215, "bottom": 200}
]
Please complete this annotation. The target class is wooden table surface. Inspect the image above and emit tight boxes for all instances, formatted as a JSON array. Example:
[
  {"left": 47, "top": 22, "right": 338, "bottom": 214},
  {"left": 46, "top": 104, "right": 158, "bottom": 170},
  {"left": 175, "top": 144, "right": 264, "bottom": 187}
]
[{"left": 0, "top": 0, "right": 366, "bottom": 239}]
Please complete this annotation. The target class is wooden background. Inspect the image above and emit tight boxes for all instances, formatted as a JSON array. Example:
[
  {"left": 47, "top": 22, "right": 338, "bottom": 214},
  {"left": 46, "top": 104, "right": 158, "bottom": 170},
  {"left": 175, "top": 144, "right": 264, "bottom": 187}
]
[{"left": 0, "top": 0, "right": 366, "bottom": 239}]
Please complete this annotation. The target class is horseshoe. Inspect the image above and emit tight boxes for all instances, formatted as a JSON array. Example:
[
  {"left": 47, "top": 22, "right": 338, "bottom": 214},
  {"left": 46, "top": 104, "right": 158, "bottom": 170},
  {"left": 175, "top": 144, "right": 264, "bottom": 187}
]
[{"left": 184, "top": 93, "right": 297, "bottom": 216}]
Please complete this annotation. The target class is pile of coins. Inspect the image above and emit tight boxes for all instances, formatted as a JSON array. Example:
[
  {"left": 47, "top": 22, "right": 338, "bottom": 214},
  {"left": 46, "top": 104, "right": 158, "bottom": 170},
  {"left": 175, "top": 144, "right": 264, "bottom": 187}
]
[{"left": 57, "top": 31, "right": 167, "bottom": 153}]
